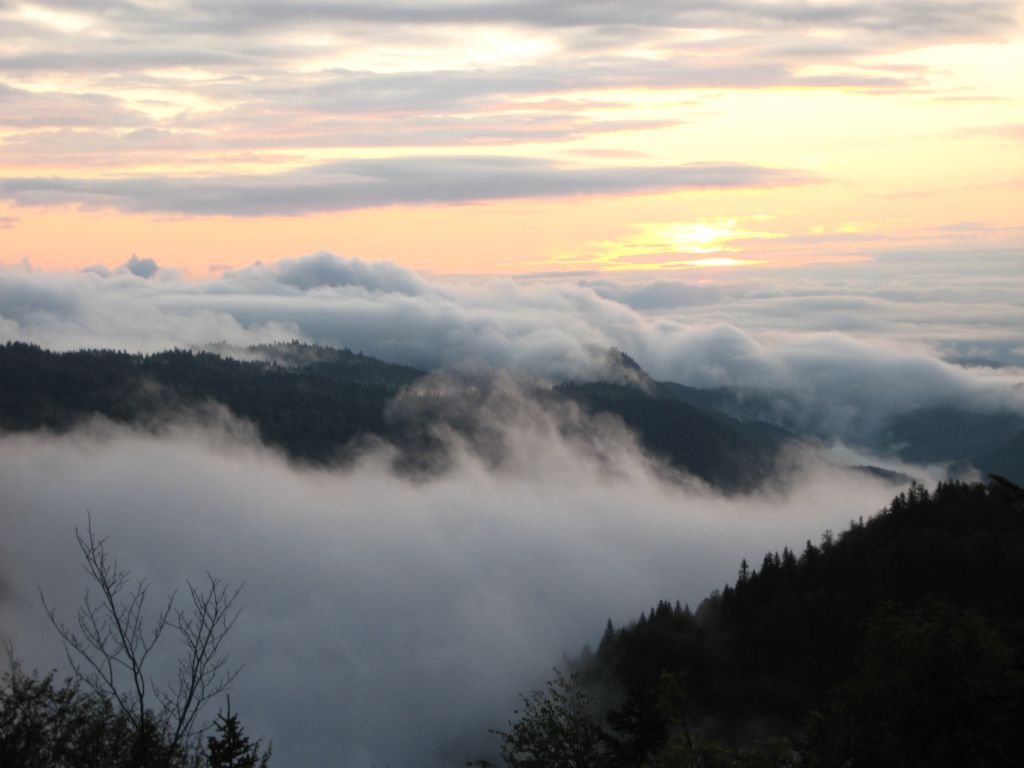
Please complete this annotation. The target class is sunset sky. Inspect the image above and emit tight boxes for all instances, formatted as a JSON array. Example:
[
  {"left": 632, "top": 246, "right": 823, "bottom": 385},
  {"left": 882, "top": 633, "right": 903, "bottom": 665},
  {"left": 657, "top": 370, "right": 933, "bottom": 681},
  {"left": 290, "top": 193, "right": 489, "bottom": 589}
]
[{"left": 0, "top": 0, "right": 1022, "bottom": 276}]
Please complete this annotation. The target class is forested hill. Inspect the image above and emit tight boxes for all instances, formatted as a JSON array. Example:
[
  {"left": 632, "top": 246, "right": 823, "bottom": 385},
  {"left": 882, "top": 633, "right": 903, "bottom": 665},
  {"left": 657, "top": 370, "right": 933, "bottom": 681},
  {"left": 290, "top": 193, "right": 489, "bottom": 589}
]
[
  {"left": 565, "top": 480, "right": 1024, "bottom": 766},
  {"left": 660, "top": 381, "right": 1024, "bottom": 486},
  {"left": 0, "top": 341, "right": 421, "bottom": 463},
  {"left": 556, "top": 382, "right": 790, "bottom": 492},
  {"left": 0, "top": 342, "right": 792, "bottom": 491}
]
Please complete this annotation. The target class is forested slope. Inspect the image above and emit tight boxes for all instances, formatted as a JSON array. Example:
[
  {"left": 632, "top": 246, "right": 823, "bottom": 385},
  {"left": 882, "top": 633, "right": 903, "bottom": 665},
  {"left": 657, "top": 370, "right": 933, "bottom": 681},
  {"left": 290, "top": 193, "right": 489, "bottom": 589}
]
[
  {"left": 559, "top": 480, "right": 1024, "bottom": 766},
  {"left": 0, "top": 342, "right": 792, "bottom": 491}
]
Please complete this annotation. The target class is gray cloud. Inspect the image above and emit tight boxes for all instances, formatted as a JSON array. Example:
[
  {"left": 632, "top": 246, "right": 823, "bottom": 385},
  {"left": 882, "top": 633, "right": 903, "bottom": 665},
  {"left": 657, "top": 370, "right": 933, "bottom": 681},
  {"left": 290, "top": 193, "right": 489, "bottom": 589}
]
[
  {"left": 247, "top": 58, "right": 908, "bottom": 116},
  {"left": 581, "top": 278, "right": 726, "bottom": 310},
  {"left": 272, "top": 251, "right": 429, "bottom": 294},
  {"left": 0, "top": 112, "right": 678, "bottom": 168},
  {"left": 124, "top": 254, "right": 160, "bottom": 279},
  {"left": 17, "top": 1, "right": 1018, "bottom": 39},
  {"left": 0, "top": 157, "right": 807, "bottom": 216},
  {"left": 0, "top": 1, "right": 1011, "bottom": 169}
]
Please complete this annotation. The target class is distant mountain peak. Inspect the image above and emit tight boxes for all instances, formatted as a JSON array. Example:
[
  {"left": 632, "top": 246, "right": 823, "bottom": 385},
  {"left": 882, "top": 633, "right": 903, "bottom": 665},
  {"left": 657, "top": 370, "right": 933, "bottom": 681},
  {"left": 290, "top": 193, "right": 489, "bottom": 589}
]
[{"left": 590, "top": 346, "right": 655, "bottom": 392}]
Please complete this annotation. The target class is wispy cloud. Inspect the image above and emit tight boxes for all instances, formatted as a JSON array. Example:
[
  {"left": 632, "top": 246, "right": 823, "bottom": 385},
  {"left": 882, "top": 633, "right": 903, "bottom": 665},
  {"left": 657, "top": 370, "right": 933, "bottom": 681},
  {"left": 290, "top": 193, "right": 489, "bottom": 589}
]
[
  {"left": 0, "top": 0, "right": 1016, "bottom": 170},
  {"left": 0, "top": 157, "right": 809, "bottom": 215}
]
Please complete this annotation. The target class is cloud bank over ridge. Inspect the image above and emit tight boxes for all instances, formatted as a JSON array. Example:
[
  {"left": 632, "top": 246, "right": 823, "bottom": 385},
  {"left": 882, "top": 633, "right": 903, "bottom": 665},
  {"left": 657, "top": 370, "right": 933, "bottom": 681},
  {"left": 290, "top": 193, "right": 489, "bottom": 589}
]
[{"left": 1, "top": 252, "right": 1023, "bottom": 442}]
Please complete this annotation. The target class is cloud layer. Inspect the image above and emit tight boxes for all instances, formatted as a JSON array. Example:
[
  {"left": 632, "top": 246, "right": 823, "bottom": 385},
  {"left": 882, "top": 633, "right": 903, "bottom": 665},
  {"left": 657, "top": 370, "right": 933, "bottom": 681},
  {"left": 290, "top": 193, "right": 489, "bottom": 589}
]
[
  {"left": 0, "top": 0, "right": 1017, "bottom": 170},
  {"left": 2, "top": 253, "right": 1023, "bottom": 443}
]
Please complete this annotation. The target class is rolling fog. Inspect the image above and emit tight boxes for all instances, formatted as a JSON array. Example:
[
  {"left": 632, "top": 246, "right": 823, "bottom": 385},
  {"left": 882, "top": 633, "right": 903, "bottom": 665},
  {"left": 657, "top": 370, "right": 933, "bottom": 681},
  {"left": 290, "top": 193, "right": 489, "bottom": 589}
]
[{"left": 1, "top": 394, "right": 909, "bottom": 767}]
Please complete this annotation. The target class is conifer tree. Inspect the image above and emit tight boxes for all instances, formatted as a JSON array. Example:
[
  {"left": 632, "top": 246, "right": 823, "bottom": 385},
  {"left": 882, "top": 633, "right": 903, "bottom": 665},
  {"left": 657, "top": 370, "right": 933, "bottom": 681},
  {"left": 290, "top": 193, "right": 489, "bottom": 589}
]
[{"left": 206, "top": 698, "right": 270, "bottom": 768}]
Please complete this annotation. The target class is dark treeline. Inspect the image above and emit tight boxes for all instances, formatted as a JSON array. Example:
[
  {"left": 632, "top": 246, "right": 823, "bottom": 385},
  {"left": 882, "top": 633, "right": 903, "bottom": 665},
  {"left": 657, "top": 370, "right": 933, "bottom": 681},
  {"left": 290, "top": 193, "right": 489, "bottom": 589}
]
[
  {"left": 1, "top": 514, "right": 271, "bottom": 768},
  {"left": 3, "top": 341, "right": 1022, "bottom": 489},
  {"left": 0, "top": 667, "right": 270, "bottom": 768},
  {"left": 0, "top": 340, "right": 420, "bottom": 463},
  {"left": 0, "top": 342, "right": 790, "bottom": 491},
  {"left": 557, "top": 382, "right": 790, "bottom": 492},
  {"left": 480, "top": 480, "right": 1024, "bottom": 767}
]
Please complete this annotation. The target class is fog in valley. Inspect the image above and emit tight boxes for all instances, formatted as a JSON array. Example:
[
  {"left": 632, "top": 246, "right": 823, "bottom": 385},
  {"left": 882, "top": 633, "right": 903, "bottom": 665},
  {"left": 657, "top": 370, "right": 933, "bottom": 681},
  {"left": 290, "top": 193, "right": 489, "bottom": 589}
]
[{"left": 1, "top": 402, "right": 909, "bottom": 766}]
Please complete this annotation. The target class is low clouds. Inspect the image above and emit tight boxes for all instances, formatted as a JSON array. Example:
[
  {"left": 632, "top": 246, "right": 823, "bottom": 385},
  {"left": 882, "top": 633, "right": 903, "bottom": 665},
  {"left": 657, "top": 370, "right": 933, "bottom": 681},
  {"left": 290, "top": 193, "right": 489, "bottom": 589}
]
[
  {"left": 0, "top": 157, "right": 807, "bottom": 216},
  {"left": 582, "top": 278, "right": 725, "bottom": 310},
  {"left": 0, "top": 402, "right": 910, "bottom": 767},
  {"left": 124, "top": 254, "right": 159, "bottom": 278},
  {"left": 1, "top": 252, "right": 1022, "bottom": 446},
  {"left": 274, "top": 251, "right": 429, "bottom": 294}
]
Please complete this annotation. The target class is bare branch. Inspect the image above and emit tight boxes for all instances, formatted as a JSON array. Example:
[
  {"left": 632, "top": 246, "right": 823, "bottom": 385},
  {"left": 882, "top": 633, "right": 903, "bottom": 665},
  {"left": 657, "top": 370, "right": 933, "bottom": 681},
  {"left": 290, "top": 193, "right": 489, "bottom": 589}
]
[{"left": 40, "top": 515, "right": 245, "bottom": 768}]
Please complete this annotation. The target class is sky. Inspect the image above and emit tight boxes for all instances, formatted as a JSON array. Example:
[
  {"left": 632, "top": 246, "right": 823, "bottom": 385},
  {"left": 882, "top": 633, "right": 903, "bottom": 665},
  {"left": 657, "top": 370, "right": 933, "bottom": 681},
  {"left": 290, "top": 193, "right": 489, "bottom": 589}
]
[{"left": 0, "top": 0, "right": 1022, "bottom": 276}]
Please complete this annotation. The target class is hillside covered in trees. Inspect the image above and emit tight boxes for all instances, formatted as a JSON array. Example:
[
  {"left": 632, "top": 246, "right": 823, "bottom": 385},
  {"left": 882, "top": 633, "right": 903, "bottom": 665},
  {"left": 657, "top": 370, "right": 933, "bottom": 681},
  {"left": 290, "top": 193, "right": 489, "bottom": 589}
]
[
  {"left": 0, "top": 341, "right": 794, "bottom": 492},
  {"left": 477, "top": 480, "right": 1024, "bottom": 767},
  {"left": 5, "top": 341, "right": 1020, "bottom": 491}
]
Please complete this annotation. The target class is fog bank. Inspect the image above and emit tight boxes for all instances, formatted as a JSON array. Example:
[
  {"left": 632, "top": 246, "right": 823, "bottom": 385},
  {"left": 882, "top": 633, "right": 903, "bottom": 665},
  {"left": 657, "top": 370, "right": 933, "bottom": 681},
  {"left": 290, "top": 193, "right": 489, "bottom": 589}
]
[{"left": 1, "top": 404, "right": 909, "bottom": 767}]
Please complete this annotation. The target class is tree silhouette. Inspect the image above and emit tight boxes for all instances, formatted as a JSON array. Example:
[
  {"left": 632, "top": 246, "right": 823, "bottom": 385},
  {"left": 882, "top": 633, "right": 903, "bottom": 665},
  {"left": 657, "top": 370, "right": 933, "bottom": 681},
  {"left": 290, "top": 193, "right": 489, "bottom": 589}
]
[
  {"left": 41, "top": 516, "right": 242, "bottom": 767},
  {"left": 471, "top": 669, "right": 610, "bottom": 768},
  {"left": 0, "top": 643, "right": 135, "bottom": 768},
  {"left": 206, "top": 697, "right": 270, "bottom": 768}
]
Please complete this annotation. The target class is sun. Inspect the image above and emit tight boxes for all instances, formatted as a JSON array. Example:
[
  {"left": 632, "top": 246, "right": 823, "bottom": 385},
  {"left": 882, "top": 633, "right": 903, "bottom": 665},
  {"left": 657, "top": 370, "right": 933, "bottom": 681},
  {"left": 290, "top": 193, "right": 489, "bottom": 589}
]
[{"left": 545, "top": 218, "right": 781, "bottom": 271}]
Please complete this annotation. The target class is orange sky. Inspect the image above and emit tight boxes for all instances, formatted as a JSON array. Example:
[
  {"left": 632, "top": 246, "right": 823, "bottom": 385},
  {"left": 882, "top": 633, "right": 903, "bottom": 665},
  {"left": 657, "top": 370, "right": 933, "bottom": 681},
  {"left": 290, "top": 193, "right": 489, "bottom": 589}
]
[{"left": 0, "top": 1, "right": 1022, "bottom": 277}]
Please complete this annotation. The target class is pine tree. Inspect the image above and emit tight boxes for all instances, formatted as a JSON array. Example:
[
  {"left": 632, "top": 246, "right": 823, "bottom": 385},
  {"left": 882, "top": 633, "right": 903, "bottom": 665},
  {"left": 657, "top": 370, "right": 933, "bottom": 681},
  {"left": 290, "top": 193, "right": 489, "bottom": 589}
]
[
  {"left": 206, "top": 698, "right": 270, "bottom": 768},
  {"left": 598, "top": 619, "right": 615, "bottom": 654}
]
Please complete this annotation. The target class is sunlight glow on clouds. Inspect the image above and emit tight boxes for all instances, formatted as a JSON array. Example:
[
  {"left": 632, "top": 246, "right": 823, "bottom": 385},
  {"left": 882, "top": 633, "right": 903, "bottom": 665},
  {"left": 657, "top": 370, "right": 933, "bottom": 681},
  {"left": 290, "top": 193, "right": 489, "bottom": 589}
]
[
  {"left": 16, "top": 3, "right": 95, "bottom": 34},
  {"left": 550, "top": 219, "right": 784, "bottom": 271}
]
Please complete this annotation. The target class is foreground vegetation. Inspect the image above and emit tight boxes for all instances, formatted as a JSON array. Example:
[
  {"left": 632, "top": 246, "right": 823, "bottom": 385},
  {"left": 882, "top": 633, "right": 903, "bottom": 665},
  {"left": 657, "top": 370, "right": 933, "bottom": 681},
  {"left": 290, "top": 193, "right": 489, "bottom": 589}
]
[
  {"left": 0, "top": 663, "right": 269, "bottom": 768},
  {"left": 0, "top": 520, "right": 270, "bottom": 768}
]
